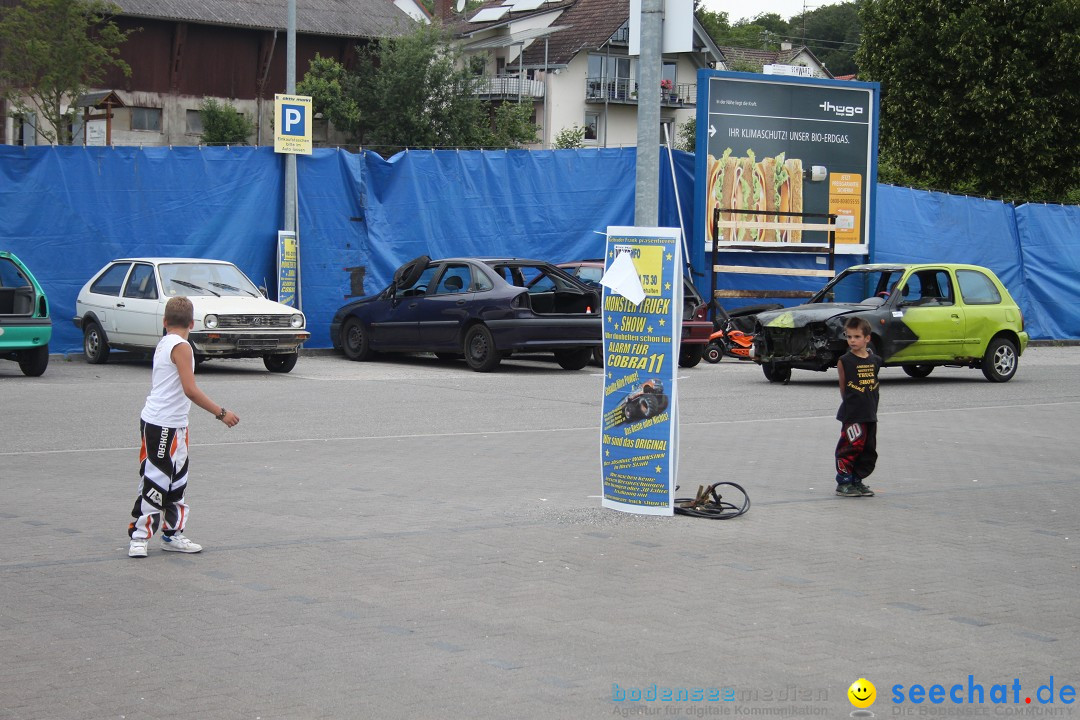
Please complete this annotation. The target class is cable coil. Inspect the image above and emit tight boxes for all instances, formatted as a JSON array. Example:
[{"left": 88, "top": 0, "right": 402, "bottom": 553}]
[{"left": 674, "top": 482, "right": 751, "bottom": 520}]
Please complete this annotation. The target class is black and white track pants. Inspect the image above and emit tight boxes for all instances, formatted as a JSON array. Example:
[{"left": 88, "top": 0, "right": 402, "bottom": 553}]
[{"left": 128, "top": 421, "right": 190, "bottom": 541}]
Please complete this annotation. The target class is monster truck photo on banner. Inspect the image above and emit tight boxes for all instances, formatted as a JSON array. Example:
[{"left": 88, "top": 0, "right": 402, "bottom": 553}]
[
  {"left": 600, "top": 227, "right": 682, "bottom": 516},
  {"left": 695, "top": 70, "right": 880, "bottom": 254}
]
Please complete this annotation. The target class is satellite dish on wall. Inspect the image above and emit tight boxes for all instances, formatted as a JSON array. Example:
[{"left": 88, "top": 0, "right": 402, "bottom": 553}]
[{"left": 455, "top": 0, "right": 466, "bottom": 12}]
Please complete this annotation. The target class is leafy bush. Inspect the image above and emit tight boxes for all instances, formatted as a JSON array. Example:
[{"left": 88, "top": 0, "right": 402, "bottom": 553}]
[
  {"left": 199, "top": 99, "right": 254, "bottom": 145},
  {"left": 554, "top": 125, "right": 585, "bottom": 149}
]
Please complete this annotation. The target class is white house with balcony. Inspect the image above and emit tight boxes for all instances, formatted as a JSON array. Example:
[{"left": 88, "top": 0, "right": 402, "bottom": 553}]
[{"left": 448, "top": 0, "right": 725, "bottom": 148}]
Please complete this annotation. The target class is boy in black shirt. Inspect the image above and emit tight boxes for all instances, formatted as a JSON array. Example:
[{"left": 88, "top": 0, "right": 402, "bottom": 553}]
[{"left": 835, "top": 316, "right": 881, "bottom": 498}]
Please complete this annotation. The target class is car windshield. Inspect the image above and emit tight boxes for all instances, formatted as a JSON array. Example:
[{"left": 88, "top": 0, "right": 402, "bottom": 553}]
[
  {"left": 160, "top": 263, "right": 259, "bottom": 297},
  {"left": 811, "top": 268, "right": 906, "bottom": 304}
]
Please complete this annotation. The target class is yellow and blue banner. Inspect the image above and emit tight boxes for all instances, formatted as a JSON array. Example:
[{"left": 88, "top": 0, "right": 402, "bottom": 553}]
[
  {"left": 277, "top": 230, "right": 298, "bottom": 307},
  {"left": 600, "top": 227, "right": 683, "bottom": 515}
]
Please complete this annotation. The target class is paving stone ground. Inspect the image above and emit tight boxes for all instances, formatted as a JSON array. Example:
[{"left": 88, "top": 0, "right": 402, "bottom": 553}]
[{"left": 2, "top": 348, "right": 1078, "bottom": 720}]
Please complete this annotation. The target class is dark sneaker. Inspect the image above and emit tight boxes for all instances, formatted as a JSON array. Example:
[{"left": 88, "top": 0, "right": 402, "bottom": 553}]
[
  {"left": 855, "top": 483, "right": 875, "bottom": 497},
  {"left": 836, "top": 484, "right": 861, "bottom": 498}
]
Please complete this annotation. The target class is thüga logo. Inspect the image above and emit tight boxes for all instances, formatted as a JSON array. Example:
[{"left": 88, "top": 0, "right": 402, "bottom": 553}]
[{"left": 820, "top": 100, "right": 864, "bottom": 117}]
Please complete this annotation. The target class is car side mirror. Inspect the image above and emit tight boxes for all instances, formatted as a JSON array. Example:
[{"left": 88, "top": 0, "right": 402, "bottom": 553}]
[{"left": 258, "top": 285, "right": 268, "bottom": 298}]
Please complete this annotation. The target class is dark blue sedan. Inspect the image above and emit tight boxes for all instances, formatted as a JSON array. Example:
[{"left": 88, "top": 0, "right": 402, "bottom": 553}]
[{"left": 330, "top": 256, "right": 602, "bottom": 372}]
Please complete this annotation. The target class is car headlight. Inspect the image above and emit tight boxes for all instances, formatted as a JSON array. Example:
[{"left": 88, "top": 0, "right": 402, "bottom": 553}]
[
  {"left": 290, "top": 313, "right": 304, "bottom": 329},
  {"left": 204, "top": 314, "right": 218, "bottom": 329}
]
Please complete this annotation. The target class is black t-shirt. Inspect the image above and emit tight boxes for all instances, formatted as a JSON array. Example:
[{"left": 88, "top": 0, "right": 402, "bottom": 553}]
[{"left": 836, "top": 351, "right": 881, "bottom": 423}]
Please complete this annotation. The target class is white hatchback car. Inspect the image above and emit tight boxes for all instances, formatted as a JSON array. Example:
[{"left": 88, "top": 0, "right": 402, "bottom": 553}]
[{"left": 74, "top": 258, "right": 309, "bottom": 373}]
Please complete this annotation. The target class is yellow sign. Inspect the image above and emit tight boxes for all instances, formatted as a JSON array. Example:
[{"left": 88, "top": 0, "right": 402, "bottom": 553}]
[
  {"left": 829, "top": 173, "right": 863, "bottom": 245},
  {"left": 274, "top": 94, "right": 313, "bottom": 155}
]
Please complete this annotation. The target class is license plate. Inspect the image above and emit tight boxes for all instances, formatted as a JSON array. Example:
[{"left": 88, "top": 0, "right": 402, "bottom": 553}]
[{"left": 238, "top": 338, "right": 279, "bottom": 349}]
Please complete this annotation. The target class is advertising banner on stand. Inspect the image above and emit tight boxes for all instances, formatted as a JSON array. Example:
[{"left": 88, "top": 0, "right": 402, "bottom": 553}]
[
  {"left": 696, "top": 70, "right": 880, "bottom": 254},
  {"left": 600, "top": 227, "right": 683, "bottom": 516},
  {"left": 277, "top": 230, "right": 298, "bottom": 307}
]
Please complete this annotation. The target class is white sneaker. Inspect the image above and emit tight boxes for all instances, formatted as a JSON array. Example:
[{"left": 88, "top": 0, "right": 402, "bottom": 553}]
[
  {"left": 128, "top": 539, "right": 149, "bottom": 558},
  {"left": 161, "top": 533, "right": 202, "bottom": 553}
]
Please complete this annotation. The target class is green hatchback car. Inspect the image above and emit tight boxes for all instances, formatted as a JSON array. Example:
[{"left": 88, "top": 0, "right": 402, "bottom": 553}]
[
  {"left": 752, "top": 263, "right": 1029, "bottom": 383},
  {"left": 0, "top": 251, "right": 51, "bottom": 376}
]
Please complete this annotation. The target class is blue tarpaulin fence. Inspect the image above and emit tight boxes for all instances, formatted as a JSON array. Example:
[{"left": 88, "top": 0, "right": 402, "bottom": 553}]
[{"left": 1, "top": 145, "right": 1075, "bottom": 353}]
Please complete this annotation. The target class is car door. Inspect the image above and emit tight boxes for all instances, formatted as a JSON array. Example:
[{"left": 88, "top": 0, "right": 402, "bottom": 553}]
[
  {"left": 83, "top": 262, "right": 132, "bottom": 343},
  {"left": 369, "top": 264, "right": 439, "bottom": 349},
  {"left": 955, "top": 268, "right": 1010, "bottom": 357},
  {"left": 119, "top": 262, "right": 164, "bottom": 348},
  {"left": 893, "top": 268, "right": 965, "bottom": 361},
  {"left": 418, "top": 263, "right": 475, "bottom": 349}
]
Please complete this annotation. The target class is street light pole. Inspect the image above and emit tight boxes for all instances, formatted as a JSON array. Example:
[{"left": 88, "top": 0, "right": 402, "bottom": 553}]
[
  {"left": 634, "top": 0, "right": 662, "bottom": 227},
  {"left": 284, "top": 0, "right": 297, "bottom": 234}
]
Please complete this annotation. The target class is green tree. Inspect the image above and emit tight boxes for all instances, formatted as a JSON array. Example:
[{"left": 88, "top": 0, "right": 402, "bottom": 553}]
[
  {"left": 300, "top": 24, "right": 537, "bottom": 154},
  {"left": 553, "top": 124, "right": 585, "bottom": 149},
  {"left": 198, "top": 99, "right": 255, "bottom": 145},
  {"left": 675, "top": 116, "right": 695, "bottom": 153},
  {"left": 798, "top": 2, "right": 861, "bottom": 76},
  {"left": 857, "top": 0, "right": 1080, "bottom": 203},
  {"left": 297, "top": 54, "right": 360, "bottom": 138},
  {"left": 487, "top": 102, "right": 538, "bottom": 148},
  {"left": 695, "top": 2, "right": 732, "bottom": 47},
  {"left": 0, "top": 0, "right": 134, "bottom": 145}
]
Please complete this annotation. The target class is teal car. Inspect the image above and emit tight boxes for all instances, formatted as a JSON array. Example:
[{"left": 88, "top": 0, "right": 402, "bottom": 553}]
[
  {"left": 752, "top": 263, "right": 1029, "bottom": 383},
  {"left": 0, "top": 251, "right": 51, "bottom": 376}
]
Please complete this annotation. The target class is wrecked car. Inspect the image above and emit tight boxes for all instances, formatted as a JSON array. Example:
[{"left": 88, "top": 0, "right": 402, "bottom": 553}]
[{"left": 752, "top": 263, "right": 1029, "bottom": 383}]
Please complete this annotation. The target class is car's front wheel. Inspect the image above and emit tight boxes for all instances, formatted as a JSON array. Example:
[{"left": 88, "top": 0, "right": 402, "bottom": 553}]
[
  {"left": 678, "top": 344, "right": 704, "bottom": 368},
  {"left": 704, "top": 343, "right": 723, "bottom": 364},
  {"left": 83, "top": 320, "right": 110, "bottom": 364},
  {"left": 341, "top": 317, "right": 372, "bottom": 361},
  {"left": 982, "top": 337, "right": 1018, "bottom": 382},
  {"left": 264, "top": 352, "right": 298, "bottom": 373},
  {"left": 463, "top": 324, "right": 500, "bottom": 372},
  {"left": 762, "top": 362, "right": 792, "bottom": 383},
  {"left": 902, "top": 364, "right": 934, "bottom": 378},
  {"left": 18, "top": 345, "right": 49, "bottom": 377},
  {"left": 554, "top": 348, "right": 592, "bottom": 370}
]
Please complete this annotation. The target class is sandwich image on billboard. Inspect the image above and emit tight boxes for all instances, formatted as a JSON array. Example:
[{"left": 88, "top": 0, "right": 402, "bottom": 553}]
[
  {"left": 706, "top": 149, "right": 804, "bottom": 243},
  {"left": 696, "top": 70, "right": 879, "bottom": 253}
]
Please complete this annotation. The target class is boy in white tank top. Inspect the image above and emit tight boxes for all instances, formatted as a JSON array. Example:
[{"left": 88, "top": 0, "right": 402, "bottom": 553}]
[{"left": 128, "top": 296, "right": 239, "bottom": 558}]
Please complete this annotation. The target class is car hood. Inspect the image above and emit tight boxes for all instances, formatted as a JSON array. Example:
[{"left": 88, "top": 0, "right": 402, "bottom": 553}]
[
  {"left": 756, "top": 303, "right": 869, "bottom": 329},
  {"left": 332, "top": 292, "right": 386, "bottom": 321},
  {"left": 190, "top": 296, "right": 302, "bottom": 317}
]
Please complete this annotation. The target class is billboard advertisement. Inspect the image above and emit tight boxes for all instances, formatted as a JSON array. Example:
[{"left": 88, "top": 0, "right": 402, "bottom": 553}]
[{"left": 695, "top": 70, "right": 880, "bottom": 254}]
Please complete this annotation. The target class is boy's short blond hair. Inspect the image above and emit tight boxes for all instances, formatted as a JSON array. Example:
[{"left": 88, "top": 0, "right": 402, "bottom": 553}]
[
  {"left": 164, "top": 296, "right": 194, "bottom": 328},
  {"left": 844, "top": 316, "right": 872, "bottom": 336}
]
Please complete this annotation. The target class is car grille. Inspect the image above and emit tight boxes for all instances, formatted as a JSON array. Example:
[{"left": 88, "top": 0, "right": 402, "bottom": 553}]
[
  {"left": 215, "top": 314, "right": 293, "bottom": 329},
  {"left": 761, "top": 326, "right": 813, "bottom": 357}
]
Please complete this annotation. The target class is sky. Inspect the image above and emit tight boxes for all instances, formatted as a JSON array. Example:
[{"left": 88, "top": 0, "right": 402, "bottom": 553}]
[{"left": 699, "top": 0, "right": 844, "bottom": 23}]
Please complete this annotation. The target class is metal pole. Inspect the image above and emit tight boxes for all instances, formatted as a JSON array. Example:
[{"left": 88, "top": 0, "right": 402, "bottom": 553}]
[
  {"left": 284, "top": 0, "right": 297, "bottom": 234},
  {"left": 634, "top": 0, "right": 662, "bottom": 227}
]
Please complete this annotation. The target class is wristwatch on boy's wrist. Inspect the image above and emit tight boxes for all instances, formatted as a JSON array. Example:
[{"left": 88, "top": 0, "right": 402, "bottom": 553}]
[{"left": 216, "top": 407, "right": 227, "bottom": 420}]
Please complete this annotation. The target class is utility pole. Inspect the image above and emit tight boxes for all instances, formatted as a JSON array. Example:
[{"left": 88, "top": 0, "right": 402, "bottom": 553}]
[
  {"left": 634, "top": 0, "right": 662, "bottom": 227},
  {"left": 284, "top": 0, "right": 297, "bottom": 234}
]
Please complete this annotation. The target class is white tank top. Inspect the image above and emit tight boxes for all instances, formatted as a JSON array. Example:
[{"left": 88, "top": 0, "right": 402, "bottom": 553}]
[{"left": 141, "top": 334, "right": 193, "bottom": 428}]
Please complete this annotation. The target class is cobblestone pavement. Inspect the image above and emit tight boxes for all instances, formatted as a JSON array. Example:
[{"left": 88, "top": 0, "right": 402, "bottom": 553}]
[{"left": 2, "top": 348, "right": 1078, "bottom": 719}]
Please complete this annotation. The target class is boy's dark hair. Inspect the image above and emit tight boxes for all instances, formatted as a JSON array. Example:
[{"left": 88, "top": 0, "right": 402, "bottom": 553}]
[
  {"left": 844, "top": 316, "right": 872, "bottom": 336},
  {"left": 164, "top": 296, "right": 194, "bottom": 328}
]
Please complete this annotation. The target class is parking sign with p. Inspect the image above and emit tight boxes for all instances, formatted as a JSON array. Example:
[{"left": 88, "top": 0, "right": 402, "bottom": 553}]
[{"left": 274, "top": 94, "right": 313, "bottom": 155}]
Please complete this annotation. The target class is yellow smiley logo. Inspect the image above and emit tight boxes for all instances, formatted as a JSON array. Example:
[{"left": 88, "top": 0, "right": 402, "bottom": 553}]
[{"left": 848, "top": 678, "right": 876, "bottom": 708}]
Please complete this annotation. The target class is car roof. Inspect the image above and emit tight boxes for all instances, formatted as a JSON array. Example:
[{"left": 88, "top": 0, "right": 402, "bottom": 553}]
[
  {"left": 108, "top": 258, "right": 236, "bottom": 265},
  {"left": 429, "top": 257, "right": 558, "bottom": 265},
  {"left": 847, "top": 263, "right": 995, "bottom": 272}
]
